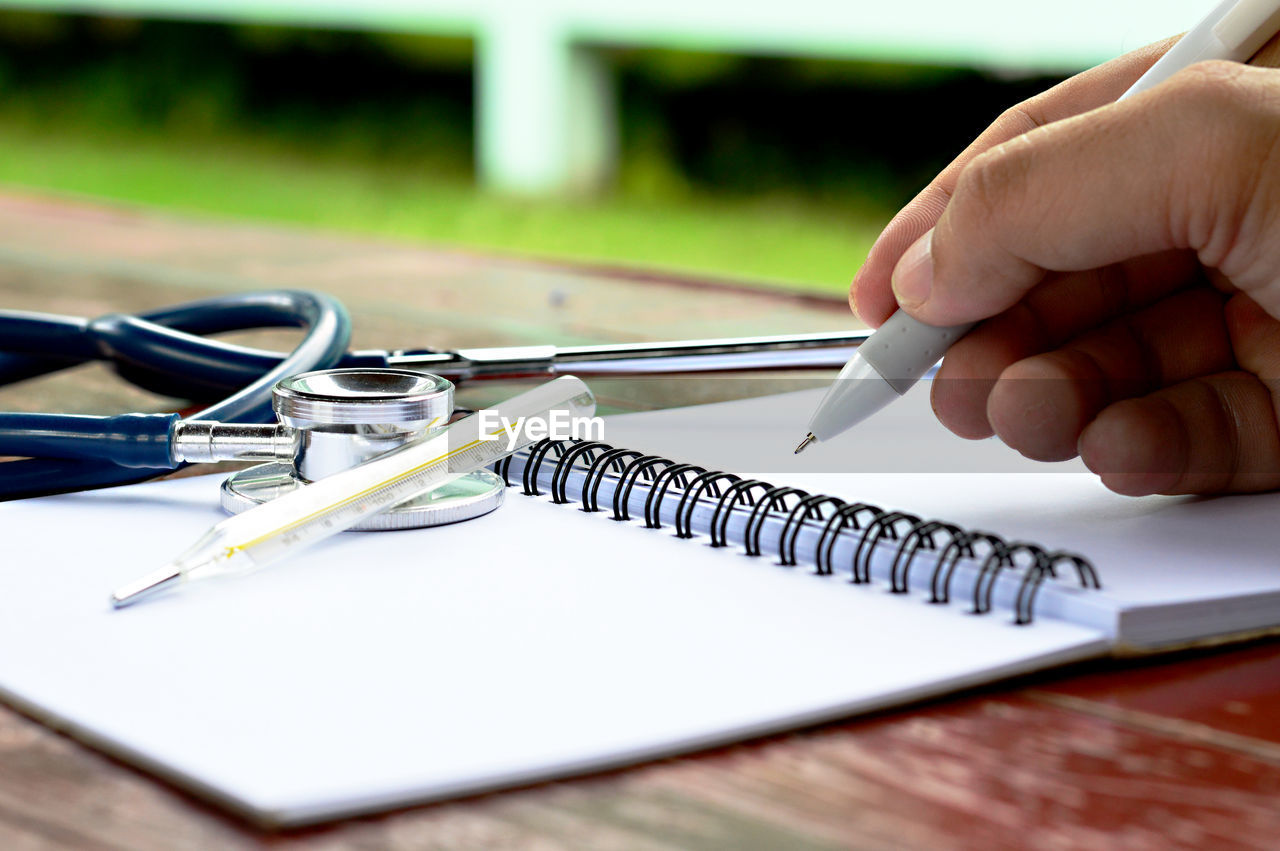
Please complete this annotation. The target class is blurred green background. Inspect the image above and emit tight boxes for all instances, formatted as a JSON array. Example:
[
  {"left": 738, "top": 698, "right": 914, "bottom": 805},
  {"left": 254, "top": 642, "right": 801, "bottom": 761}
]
[{"left": 0, "top": 12, "right": 1067, "bottom": 294}]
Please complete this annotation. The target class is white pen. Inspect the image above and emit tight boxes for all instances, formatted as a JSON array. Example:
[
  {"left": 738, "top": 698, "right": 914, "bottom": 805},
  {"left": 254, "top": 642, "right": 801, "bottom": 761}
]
[{"left": 795, "top": 0, "right": 1280, "bottom": 454}]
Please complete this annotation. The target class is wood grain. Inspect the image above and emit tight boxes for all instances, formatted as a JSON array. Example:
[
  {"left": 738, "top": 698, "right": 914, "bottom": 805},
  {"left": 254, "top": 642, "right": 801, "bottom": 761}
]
[
  {"left": 4, "top": 671, "right": 1280, "bottom": 850},
  {"left": 1035, "top": 640, "right": 1280, "bottom": 751}
]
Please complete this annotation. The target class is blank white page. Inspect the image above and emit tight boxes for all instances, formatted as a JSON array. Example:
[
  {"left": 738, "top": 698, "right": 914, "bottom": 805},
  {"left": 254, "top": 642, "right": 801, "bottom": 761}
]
[{"left": 0, "top": 474, "right": 1106, "bottom": 826}]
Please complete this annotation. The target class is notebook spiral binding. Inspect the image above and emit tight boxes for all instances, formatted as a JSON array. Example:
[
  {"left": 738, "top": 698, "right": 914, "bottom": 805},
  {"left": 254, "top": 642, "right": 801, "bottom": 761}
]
[{"left": 495, "top": 438, "right": 1102, "bottom": 626}]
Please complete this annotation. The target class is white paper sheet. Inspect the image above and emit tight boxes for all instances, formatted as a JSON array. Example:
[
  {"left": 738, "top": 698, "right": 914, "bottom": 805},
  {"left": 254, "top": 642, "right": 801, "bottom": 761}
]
[{"left": 0, "top": 471, "right": 1106, "bottom": 825}]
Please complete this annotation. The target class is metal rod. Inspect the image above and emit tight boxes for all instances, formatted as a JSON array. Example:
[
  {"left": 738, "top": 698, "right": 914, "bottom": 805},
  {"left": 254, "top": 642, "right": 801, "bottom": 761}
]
[{"left": 389, "top": 330, "right": 870, "bottom": 381}]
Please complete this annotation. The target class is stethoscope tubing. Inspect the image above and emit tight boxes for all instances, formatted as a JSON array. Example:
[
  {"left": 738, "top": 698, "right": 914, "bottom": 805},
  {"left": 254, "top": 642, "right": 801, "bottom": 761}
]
[{"left": 0, "top": 290, "right": 351, "bottom": 499}]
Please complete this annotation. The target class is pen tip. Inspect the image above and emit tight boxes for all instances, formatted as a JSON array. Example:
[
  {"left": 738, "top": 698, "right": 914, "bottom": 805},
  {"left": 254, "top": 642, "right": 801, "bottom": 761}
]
[{"left": 794, "top": 433, "right": 816, "bottom": 455}]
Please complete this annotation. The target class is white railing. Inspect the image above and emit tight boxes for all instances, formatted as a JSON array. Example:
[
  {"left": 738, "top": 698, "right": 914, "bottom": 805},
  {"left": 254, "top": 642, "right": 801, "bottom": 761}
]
[{"left": 3, "top": 1, "right": 1207, "bottom": 192}]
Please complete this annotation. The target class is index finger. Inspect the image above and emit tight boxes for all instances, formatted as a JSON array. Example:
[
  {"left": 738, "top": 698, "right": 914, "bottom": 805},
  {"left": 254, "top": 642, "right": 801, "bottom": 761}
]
[{"left": 850, "top": 36, "right": 1177, "bottom": 327}]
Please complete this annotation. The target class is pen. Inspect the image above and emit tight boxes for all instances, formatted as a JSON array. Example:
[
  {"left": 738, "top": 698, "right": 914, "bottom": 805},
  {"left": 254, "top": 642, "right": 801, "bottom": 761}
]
[{"left": 795, "top": 0, "right": 1280, "bottom": 454}]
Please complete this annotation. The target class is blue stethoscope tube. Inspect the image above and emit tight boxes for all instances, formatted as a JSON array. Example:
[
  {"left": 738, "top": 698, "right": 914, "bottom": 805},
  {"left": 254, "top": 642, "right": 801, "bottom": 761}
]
[{"left": 0, "top": 290, "right": 351, "bottom": 499}]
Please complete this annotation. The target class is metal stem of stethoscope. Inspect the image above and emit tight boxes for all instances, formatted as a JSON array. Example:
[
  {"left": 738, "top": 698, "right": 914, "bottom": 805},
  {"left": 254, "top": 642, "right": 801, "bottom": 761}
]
[
  {"left": 387, "top": 330, "right": 870, "bottom": 380},
  {"left": 164, "top": 330, "right": 872, "bottom": 393}
]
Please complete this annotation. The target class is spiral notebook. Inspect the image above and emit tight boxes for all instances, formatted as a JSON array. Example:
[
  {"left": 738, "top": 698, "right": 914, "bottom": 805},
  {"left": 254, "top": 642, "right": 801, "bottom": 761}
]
[{"left": 3, "top": 384, "right": 1280, "bottom": 826}]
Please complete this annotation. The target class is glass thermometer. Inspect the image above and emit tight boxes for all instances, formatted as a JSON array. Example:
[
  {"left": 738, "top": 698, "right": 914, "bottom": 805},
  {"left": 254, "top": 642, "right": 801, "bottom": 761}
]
[{"left": 111, "top": 376, "right": 596, "bottom": 607}]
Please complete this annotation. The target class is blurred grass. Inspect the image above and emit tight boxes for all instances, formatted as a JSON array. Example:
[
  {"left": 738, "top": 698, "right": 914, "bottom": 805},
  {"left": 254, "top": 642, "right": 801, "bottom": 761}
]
[
  {"left": 0, "top": 115, "right": 885, "bottom": 295},
  {"left": 0, "top": 13, "right": 1061, "bottom": 295}
]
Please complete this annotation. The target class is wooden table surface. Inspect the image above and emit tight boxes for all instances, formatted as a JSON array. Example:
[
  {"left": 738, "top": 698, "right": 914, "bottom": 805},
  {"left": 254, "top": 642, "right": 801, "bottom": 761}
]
[{"left": 1, "top": 193, "right": 1279, "bottom": 850}]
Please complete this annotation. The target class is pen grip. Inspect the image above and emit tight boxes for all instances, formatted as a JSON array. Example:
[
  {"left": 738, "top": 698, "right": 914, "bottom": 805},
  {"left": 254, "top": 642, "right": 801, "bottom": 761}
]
[{"left": 860, "top": 311, "right": 974, "bottom": 394}]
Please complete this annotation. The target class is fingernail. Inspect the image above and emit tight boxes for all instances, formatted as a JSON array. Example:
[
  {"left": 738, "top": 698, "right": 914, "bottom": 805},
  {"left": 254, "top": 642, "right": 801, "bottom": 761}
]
[{"left": 892, "top": 230, "right": 934, "bottom": 308}]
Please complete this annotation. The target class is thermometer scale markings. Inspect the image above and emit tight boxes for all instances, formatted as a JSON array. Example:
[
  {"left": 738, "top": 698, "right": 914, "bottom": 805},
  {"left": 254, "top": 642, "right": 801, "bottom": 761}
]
[{"left": 228, "top": 429, "right": 505, "bottom": 556}]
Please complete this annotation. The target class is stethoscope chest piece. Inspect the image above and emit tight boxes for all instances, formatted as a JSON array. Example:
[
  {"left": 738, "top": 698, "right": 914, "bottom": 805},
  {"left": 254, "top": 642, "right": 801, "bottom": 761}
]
[{"left": 220, "top": 368, "right": 504, "bottom": 530}]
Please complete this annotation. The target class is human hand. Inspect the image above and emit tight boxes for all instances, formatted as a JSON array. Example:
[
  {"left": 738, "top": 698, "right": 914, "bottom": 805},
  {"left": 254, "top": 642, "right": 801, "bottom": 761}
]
[{"left": 850, "top": 42, "right": 1280, "bottom": 496}]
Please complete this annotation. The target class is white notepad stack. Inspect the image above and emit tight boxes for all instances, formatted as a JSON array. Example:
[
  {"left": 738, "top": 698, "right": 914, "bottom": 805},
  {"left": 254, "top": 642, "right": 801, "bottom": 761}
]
[{"left": 2, "top": 384, "right": 1279, "bottom": 825}]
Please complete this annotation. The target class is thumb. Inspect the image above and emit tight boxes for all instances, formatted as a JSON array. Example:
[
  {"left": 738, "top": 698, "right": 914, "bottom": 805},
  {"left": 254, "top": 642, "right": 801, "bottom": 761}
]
[{"left": 890, "top": 62, "right": 1280, "bottom": 327}]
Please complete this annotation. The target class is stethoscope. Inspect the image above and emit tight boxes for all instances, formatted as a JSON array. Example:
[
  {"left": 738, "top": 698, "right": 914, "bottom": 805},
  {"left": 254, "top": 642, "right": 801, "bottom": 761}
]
[
  {"left": 210, "top": 367, "right": 506, "bottom": 531},
  {"left": 0, "top": 289, "right": 867, "bottom": 522}
]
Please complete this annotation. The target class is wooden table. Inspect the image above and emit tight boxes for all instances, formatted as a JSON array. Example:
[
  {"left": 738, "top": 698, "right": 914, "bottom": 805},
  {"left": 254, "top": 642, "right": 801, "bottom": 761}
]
[{"left": 2, "top": 193, "right": 1278, "bottom": 850}]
